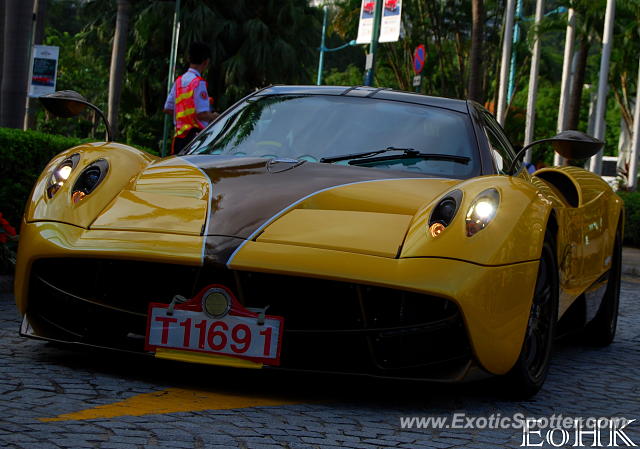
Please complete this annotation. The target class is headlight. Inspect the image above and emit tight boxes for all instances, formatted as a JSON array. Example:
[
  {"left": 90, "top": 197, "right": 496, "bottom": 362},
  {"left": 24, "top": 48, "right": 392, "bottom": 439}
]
[
  {"left": 428, "top": 190, "right": 462, "bottom": 238},
  {"left": 465, "top": 188, "right": 500, "bottom": 236},
  {"left": 47, "top": 154, "right": 80, "bottom": 198},
  {"left": 71, "top": 159, "right": 109, "bottom": 203}
]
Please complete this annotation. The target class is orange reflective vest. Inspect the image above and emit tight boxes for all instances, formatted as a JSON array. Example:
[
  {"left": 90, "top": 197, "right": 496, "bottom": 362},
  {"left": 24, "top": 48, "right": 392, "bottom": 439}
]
[{"left": 174, "top": 74, "right": 207, "bottom": 138}]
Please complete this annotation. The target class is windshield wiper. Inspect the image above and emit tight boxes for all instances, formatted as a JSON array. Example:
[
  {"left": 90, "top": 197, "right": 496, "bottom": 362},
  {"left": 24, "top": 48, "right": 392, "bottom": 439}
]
[
  {"left": 320, "top": 146, "right": 470, "bottom": 165},
  {"left": 349, "top": 152, "right": 470, "bottom": 166},
  {"left": 320, "top": 147, "right": 419, "bottom": 163}
]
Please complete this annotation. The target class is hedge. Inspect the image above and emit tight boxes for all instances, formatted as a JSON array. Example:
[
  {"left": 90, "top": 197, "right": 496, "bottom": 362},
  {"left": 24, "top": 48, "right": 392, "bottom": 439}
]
[
  {"left": 0, "top": 127, "right": 89, "bottom": 228},
  {"left": 0, "top": 127, "right": 157, "bottom": 230},
  {"left": 618, "top": 191, "right": 640, "bottom": 248}
]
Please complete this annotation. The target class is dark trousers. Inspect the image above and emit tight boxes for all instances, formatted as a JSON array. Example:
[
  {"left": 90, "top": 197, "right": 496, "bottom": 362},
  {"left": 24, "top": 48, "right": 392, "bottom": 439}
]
[{"left": 171, "top": 128, "right": 200, "bottom": 155}]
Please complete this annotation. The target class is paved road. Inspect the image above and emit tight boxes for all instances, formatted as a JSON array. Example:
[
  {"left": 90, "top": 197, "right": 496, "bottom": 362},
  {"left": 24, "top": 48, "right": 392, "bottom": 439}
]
[{"left": 0, "top": 280, "right": 638, "bottom": 449}]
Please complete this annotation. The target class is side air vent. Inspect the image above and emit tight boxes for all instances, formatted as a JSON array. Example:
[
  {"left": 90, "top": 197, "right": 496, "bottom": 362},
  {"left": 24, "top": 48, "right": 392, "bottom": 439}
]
[{"left": 535, "top": 170, "right": 580, "bottom": 207}]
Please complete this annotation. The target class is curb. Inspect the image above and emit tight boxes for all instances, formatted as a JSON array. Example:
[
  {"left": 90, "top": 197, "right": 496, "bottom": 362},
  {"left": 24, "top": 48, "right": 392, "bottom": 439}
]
[{"left": 0, "top": 275, "right": 13, "bottom": 294}]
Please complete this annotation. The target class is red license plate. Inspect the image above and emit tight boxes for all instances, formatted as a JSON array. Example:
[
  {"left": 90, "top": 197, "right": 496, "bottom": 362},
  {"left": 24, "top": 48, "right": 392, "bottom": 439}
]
[{"left": 145, "top": 285, "right": 283, "bottom": 366}]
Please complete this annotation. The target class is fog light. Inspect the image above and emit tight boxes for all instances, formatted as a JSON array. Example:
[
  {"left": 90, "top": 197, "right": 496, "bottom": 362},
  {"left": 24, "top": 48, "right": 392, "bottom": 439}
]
[
  {"left": 72, "top": 190, "right": 86, "bottom": 204},
  {"left": 429, "top": 222, "right": 446, "bottom": 238},
  {"left": 202, "top": 288, "right": 231, "bottom": 318}
]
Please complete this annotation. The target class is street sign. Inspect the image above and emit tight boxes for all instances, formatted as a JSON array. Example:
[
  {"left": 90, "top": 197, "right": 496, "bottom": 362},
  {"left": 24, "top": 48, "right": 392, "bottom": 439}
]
[
  {"left": 29, "top": 45, "right": 59, "bottom": 98},
  {"left": 379, "top": 0, "right": 402, "bottom": 43},
  {"left": 413, "top": 44, "right": 426, "bottom": 75},
  {"left": 356, "top": 0, "right": 376, "bottom": 44},
  {"left": 412, "top": 75, "right": 422, "bottom": 87},
  {"left": 365, "top": 53, "right": 374, "bottom": 70}
]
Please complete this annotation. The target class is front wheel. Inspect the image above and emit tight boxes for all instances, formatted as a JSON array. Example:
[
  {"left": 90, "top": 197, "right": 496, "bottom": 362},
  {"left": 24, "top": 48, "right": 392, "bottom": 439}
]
[{"left": 505, "top": 232, "right": 559, "bottom": 399}]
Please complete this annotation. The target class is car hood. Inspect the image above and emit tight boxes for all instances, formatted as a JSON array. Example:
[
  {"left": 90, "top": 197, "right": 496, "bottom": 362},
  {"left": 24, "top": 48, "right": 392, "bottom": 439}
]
[{"left": 90, "top": 155, "right": 461, "bottom": 262}]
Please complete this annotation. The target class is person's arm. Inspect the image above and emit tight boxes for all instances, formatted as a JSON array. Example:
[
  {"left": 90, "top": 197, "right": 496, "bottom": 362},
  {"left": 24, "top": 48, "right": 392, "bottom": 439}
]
[
  {"left": 196, "top": 111, "right": 219, "bottom": 122},
  {"left": 194, "top": 81, "right": 218, "bottom": 123},
  {"left": 163, "top": 83, "right": 176, "bottom": 116}
]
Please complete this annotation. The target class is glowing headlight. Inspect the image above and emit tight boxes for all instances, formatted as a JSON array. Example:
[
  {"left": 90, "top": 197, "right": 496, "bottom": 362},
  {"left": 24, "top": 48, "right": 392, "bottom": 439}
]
[
  {"left": 427, "top": 190, "right": 462, "bottom": 238},
  {"left": 202, "top": 288, "right": 232, "bottom": 318},
  {"left": 465, "top": 188, "right": 500, "bottom": 236},
  {"left": 71, "top": 159, "right": 109, "bottom": 203},
  {"left": 57, "top": 165, "right": 73, "bottom": 181},
  {"left": 47, "top": 154, "right": 80, "bottom": 198}
]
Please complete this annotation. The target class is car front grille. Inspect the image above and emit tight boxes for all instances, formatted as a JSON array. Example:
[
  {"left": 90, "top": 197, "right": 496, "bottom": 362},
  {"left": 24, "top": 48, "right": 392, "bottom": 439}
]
[{"left": 28, "top": 258, "right": 472, "bottom": 378}]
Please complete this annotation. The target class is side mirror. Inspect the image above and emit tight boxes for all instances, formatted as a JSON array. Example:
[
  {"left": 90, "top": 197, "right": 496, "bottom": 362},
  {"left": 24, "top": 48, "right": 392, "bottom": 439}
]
[
  {"left": 548, "top": 130, "right": 604, "bottom": 160},
  {"left": 509, "top": 130, "right": 604, "bottom": 174},
  {"left": 40, "top": 90, "right": 113, "bottom": 141}
]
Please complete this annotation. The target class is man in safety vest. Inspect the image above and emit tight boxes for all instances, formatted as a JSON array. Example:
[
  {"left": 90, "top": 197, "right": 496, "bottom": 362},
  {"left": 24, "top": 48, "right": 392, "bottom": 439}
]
[{"left": 163, "top": 42, "right": 219, "bottom": 154}]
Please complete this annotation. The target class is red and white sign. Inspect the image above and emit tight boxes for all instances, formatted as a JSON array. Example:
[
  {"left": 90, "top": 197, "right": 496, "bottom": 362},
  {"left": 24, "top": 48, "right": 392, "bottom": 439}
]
[
  {"left": 145, "top": 285, "right": 284, "bottom": 366},
  {"left": 356, "top": 0, "right": 377, "bottom": 44},
  {"left": 379, "top": 0, "right": 402, "bottom": 43}
]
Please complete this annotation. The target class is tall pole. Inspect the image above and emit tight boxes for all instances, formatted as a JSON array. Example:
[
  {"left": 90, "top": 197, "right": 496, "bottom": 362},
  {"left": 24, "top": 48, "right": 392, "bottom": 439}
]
[
  {"left": 554, "top": 7, "right": 575, "bottom": 166},
  {"left": 161, "top": 0, "right": 181, "bottom": 157},
  {"left": 524, "top": 0, "right": 545, "bottom": 163},
  {"left": 496, "top": 0, "right": 516, "bottom": 126},
  {"left": 589, "top": 0, "right": 615, "bottom": 174},
  {"left": 507, "top": 0, "right": 523, "bottom": 104},
  {"left": 316, "top": 5, "right": 329, "bottom": 86},
  {"left": 628, "top": 58, "right": 640, "bottom": 191},
  {"left": 363, "top": 0, "right": 383, "bottom": 87}
]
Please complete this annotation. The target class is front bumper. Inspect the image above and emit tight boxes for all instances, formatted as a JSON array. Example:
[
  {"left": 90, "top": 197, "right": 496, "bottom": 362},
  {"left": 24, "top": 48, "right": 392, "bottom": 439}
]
[
  {"left": 23, "top": 258, "right": 474, "bottom": 381},
  {"left": 16, "top": 222, "right": 539, "bottom": 377}
]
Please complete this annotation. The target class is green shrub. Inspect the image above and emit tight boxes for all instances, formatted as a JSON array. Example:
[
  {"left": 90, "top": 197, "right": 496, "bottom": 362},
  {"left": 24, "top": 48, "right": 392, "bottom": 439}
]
[
  {"left": 0, "top": 127, "right": 88, "bottom": 229},
  {"left": 0, "top": 128, "right": 158, "bottom": 230},
  {"left": 618, "top": 191, "right": 640, "bottom": 248}
]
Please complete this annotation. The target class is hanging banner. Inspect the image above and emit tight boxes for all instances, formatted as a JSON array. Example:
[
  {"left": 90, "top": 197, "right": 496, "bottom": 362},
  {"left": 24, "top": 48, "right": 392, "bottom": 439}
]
[
  {"left": 356, "top": 0, "right": 376, "bottom": 44},
  {"left": 379, "top": 0, "right": 402, "bottom": 43},
  {"left": 29, "top": 45, "right": 59, "bottom": 98}
]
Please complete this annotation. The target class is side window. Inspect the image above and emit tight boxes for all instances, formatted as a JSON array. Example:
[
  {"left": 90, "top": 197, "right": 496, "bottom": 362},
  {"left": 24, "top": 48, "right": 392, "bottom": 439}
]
[{"left": 481, "top": 111, "right": 519, "bottom": 174}]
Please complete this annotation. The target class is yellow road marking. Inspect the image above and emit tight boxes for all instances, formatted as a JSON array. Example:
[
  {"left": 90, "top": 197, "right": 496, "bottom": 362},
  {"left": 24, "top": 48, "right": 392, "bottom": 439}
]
[{"left": 40, "top": 387, "right": 302, "bottom": 422}]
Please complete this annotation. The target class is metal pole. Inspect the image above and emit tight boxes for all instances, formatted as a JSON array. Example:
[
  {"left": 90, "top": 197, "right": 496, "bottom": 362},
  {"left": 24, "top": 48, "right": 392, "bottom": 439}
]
[
  {"left": 628, "top": 58, "right": 640, "bottom": 191},
  {"left": 589, "top": 0, "right": 615, "bottom": 174},
  {"left": 496, "top": 0, "right": 516, "bottom": 126},
  {"left": 161, "top": 0, "right": 181, "bottom": 157},
  {"left": 363, "top": 0, "right": 383, "bottom": 87},
  {"left": 317, "top": 6, "right": 328, "bottom": 86},
  {"left": 554, "top": 7, "right": 575, "bottom": 166},
  {"left": 507, "top": 0, "right": 523, "bottom": 104},
  {"left": 524, "top": 0, "right": 545, "bottom": 164}
]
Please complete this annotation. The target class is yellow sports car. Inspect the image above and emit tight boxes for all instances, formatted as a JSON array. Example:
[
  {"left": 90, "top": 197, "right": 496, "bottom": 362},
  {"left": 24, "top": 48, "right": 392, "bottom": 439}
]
[{"left": 15, "top": 86, "right": 623, "bottom": 397}]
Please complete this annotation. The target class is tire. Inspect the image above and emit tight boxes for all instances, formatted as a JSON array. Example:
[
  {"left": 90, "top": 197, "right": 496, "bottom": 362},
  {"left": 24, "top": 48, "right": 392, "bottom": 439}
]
[
  {"left": 505, "top": 231, "right": 559, "bottom": 399},
  {"left": 584, "top": 226, "right": 621, "bottom": 346}
]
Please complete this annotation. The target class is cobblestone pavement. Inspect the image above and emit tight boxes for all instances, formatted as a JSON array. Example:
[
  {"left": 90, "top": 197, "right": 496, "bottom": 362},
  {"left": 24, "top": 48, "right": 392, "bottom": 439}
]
[{"left": 0, "top": 281, "right": 638, "bottom": 449}]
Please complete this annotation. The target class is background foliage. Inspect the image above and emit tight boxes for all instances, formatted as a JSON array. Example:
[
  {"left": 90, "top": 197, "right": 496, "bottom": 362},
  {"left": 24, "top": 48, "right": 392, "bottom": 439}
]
[
  {"left": 619, "top": 191, "right": 640, "bottom": 248},
  {"left": 0, "top": 128, "right": 86, "bottom": 228},
  {"left": 31, "top": 0, "right": 639, "bottom": 161}
]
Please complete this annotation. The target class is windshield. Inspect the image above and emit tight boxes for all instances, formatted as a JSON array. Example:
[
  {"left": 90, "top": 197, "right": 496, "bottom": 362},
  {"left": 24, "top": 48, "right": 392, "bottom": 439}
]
[{"left": 186, "top": 94, "right": 479, "bottom": 178}]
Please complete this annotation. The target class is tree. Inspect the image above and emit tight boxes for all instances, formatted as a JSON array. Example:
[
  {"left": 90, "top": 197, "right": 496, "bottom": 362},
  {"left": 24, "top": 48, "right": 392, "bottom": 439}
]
[
  {"left": 107, "top": 0, "right": 131, "bottom": 139},
  {"left": 25, "top": 0, "right": 49, "bottom": 130},
  {"left": 0, "top": 0, "right": 35, "bottom": 129},
  {"left": 0, "top": 0, "right": 5, "bottom": 90},
  {"left": 468, "top": 0, "right": 484, "bottom": 102}
]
